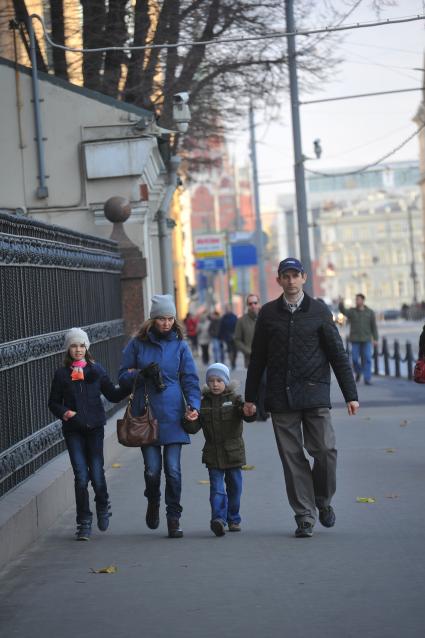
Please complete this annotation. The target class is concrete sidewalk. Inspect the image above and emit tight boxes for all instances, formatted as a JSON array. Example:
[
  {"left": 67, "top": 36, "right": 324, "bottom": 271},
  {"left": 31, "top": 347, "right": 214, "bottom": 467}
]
[{"left": 1, "top": 367, "right": 425, "bottom": 637}]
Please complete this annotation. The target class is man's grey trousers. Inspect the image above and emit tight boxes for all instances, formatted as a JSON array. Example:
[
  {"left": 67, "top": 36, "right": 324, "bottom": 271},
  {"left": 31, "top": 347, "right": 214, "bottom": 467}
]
[{"left": 271, "top": 407, "right": 337, "bottom": 525}]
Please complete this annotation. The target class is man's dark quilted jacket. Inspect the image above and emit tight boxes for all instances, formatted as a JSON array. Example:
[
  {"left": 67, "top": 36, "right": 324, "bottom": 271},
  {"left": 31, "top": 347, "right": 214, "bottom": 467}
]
[{"left": 245, "top": 293, "right": 358, "bottom": 412}]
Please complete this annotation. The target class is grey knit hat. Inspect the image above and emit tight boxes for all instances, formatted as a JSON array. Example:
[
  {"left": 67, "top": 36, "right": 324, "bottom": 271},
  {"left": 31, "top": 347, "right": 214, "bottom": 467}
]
[
  {"left": 64, "top": 328, "right": 90, "bottom": 351},
  {"left": 150, "top": 294, "right": 176, "bottom": 319},
  {"left": 206, "top": 363, "right": 230, "bottom": 386}
]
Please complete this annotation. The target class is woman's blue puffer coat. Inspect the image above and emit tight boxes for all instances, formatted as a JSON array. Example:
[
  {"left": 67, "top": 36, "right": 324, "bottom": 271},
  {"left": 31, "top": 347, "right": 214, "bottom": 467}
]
[{"left": 119, "top": 329, "right": 201, "bottom": 445}]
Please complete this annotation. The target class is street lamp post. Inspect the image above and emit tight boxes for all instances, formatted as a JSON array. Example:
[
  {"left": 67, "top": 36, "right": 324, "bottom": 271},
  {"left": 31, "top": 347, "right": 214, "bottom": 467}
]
[
  {"left": 285, "top": 0, "right": 313, "bottom": 294},
  {"left": 249, "top": 103, "right": 268, "bottom": 303},
  {"left": 407, "top": 199, "right": 419, "bottom": 303}
]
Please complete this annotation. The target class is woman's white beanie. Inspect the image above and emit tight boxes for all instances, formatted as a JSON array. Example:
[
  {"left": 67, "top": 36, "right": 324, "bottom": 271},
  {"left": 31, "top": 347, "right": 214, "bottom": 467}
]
[
  {"left": 64, "top": 328, "right": 90, "bottom": 351},
  {"left": 150, "top": 294, "right": 177, "bottom": 319}
]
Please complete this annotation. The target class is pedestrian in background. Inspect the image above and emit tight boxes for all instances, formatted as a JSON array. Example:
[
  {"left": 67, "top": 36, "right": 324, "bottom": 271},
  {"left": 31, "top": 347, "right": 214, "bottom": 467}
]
[
  {"left": 218, "top": 304, "right": 238, "bottom": 369},
  {"left": 339, "top": 293, "right": 378, "bottom": 385},
  {"left": 184, "top": 363, "right": 255, "bottom": 536},
  {"left": 184, "top": 312, "right": 199, "bottom": 357},
  {"left": 418, "top": 324, "right": 425, "bottom": 358},
  {"left": 49, "top": 328, "right": 127, "bottom": 541},
  {"left": 119, "top": 295, "right": 200, "bottom": 539},
  {"left": 244, "top": 258, "right": 359, "bottom": 538},
  {"left": 197, "top": 311, "right": 211, "bottom": 365},
  {"left": 209, "top": 310, "right": 224, "bottom": 362},
  {"left": 234, "top": 294, "right": 268, "bottom": 420}
]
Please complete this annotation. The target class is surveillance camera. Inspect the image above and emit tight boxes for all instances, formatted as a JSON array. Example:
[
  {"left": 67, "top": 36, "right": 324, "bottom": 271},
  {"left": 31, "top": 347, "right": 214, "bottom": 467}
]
[
  {"left": 173, "top": 92, "right": 189, "bottom": 104},
  {"left": 172, "top": 92, "right": 191, "bottom": 133}
]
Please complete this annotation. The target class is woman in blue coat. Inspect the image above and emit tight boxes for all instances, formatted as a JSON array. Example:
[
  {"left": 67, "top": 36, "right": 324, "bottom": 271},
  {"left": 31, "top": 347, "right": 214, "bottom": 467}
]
[{"left": 119, "top": 294, "right": 200, "bottom": 538}]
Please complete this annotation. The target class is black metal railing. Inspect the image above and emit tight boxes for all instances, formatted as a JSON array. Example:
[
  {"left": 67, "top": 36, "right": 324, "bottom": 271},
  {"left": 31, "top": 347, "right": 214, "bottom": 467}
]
[
  {"left": 0, "top": 212, "right": 126, "bottom": 497},
  {"left": 346, "top": 337, "right": 417, "bottom": 381}
]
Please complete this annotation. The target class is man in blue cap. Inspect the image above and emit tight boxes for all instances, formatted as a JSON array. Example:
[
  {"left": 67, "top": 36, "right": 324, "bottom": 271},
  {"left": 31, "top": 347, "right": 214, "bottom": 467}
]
[{"left": 243, "top": 258, "right": 359, "bottom": 538}]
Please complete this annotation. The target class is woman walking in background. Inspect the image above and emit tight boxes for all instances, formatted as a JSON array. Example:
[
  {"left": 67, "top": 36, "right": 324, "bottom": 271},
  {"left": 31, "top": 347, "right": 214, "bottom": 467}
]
[{"left": 197, "top": 311, "right": 211, "bottom": 365}]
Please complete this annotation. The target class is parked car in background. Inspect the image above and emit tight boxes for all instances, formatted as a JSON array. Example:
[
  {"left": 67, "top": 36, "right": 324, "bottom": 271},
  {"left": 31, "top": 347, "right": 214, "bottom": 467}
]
[
  {"left": 328, "top": 305, "right": 346, "bottom": 326},
  {"left": 316, "top": 299, "right": 346, "bottom": 325},
  {"left": 383, "top": 309, "right": 401, "bottom": 320}
]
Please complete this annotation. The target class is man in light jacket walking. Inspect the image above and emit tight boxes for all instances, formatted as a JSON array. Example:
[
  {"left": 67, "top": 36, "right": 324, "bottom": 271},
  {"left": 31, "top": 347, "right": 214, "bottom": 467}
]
[{"left": 235, "top": 294, "right": 268, "bottom": 420}]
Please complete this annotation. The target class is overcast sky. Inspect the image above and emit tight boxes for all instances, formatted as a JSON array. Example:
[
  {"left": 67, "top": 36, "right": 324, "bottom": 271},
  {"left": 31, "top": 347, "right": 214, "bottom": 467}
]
[{"left": 228, "top": 0, "right": 425, "bottom": 210}]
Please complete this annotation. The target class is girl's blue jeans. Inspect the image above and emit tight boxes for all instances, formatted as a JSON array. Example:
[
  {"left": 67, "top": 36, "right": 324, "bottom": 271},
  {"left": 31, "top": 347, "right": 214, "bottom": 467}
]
[
  {"left": 63, "top": 427, "right": 109, "bottom": 525},
  {"left": 141, "top": 444, "right": 183, "bottom": 519},
  {"left": 208, "top": 467, "right": 243, "bottom": 525}
]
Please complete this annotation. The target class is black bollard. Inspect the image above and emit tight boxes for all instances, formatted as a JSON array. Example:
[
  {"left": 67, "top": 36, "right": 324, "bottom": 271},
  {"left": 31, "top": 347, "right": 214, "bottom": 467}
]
[{"left": 394, "top": 340, "right": 400, "bottom": 377}]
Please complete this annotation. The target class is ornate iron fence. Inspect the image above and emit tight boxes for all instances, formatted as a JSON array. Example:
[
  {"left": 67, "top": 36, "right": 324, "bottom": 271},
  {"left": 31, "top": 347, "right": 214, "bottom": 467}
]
[{"left": 0, "top": 212, "right": 125, "bottom": 497}]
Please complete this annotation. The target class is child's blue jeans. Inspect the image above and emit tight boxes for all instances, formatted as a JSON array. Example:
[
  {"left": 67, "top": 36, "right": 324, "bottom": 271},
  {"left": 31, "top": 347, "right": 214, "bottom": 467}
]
[
  {"left": 64, "top": 427, "right": 109, "bottom": 525},
  {"left": 208, "top": 467, "right": 243, "bottom": 524}
]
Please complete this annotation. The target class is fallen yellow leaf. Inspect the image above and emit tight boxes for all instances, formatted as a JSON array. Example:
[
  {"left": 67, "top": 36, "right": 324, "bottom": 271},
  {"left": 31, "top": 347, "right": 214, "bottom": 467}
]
[
  {"left": 384, "top": 448, "right": 396, "bottom": 453},
  {"left": 356, "top": 497, "right": 376, "bottom": 503},
  {"left": 197, "top": 480, "right": 210, "bottom": 485},
  {"left": 241, "top": 465, "right": 255, "bottom": 471},
  {"left": 111, "top": 463, "right": 122, "bottom": 468},
  {"left": 91, "top": 565, "right": 118, "bottom": 574}
]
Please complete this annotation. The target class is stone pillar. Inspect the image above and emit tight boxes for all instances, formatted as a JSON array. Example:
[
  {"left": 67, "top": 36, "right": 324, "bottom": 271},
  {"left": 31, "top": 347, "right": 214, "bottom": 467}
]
[{"left": 104, "top": 197, "right": 147, "bottom": 337}]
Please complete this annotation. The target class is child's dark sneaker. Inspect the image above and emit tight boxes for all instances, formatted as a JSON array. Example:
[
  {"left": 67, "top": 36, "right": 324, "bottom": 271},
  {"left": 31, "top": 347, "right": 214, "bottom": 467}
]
[
  {"left": 146, "top": 501, "right": 160, "bottom": 529},
  {"left": 295, "top": 521, "right": 313, "bottom": 538},
  {"left": 228, "top": 522, "right": 241, "bottom": 532},
  {"left": 210, "top": 519, "right": 226, "bottom": 536},
  {"left": 76, "top": 521, "right": 92, "bottom": 541},
  {"left": 318, "top": 505, "right": 336, "bottom": 528},
  {"left": 97, "top": 508, "right": 111, "bottom": 532}
]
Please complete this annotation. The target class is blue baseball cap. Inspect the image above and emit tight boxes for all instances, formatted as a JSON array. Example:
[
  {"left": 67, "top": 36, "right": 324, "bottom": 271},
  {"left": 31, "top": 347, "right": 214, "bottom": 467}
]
[{"left": 278, "top": 257, "right": 304, "bottom": 274}]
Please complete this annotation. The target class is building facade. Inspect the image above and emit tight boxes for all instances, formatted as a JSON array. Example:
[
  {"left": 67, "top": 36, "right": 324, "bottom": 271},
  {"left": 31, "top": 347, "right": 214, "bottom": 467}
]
[{"left": 0, "top": 56, "right": 170, "bottom": 313}]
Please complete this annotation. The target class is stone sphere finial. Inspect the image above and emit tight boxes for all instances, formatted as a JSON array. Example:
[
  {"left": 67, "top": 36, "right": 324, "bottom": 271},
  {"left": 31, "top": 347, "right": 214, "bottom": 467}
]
[{"left": 104, "top": 196, "right": 132, "bottom": 223}]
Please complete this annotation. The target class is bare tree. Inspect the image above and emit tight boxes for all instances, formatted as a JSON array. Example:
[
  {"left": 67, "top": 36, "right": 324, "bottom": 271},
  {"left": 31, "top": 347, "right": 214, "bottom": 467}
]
[{"left": 4, "top": 1, "right": 396, "bottom": 156}]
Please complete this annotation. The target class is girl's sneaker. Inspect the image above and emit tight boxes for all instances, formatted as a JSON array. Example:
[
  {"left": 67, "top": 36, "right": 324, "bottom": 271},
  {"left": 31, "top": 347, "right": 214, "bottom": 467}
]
[
  {"left": 97, "top": 509, "right": 111, "bottom": 532},
  {"left": 76, "top": 521, "right": 92, "bottom": 541}
]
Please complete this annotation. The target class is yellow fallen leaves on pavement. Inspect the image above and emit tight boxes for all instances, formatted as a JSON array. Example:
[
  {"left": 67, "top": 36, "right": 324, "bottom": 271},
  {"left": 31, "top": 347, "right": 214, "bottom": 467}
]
[
  {"left": 111, "top": 463, "right": 122, "bottom": 468},
  {"left": 385, "top": 448, "right": 396, "bottom": 453},
  {"left": 198, "top": 480, "right": 210, "bottom": 485},
  {"left": 91, "top": 565, "right": 118, "bottom": 574},
  {"left": 356, "top": 497, "right": 376, "bottom": 503},
  {"left": 241, "top": 465, "right": 255, "bottom": 471}
]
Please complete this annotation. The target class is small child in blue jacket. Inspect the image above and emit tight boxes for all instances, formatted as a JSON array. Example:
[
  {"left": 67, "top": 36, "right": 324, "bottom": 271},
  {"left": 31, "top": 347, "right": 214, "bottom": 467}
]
[{"left": 49, "top": 328, "right": 127, "bottom": 541}]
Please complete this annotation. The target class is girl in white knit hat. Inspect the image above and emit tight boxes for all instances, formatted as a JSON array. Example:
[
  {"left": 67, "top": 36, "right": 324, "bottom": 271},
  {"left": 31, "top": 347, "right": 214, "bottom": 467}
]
[{"left": 49, "top": 328, "right": 127, "bottom": 541}]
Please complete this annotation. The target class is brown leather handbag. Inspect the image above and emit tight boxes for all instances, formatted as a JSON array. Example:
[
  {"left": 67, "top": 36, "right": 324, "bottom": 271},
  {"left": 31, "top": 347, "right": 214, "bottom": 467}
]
[{"left": 117, "top": 381, "right": 159, "bottom": 446}]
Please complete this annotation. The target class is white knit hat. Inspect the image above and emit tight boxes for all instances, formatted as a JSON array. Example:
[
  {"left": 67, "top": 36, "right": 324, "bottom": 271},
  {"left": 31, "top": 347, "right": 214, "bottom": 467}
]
[
  {"left": 150, "top": 294, "right": 176, "bottom": 319},
  {"left": 64, "top": 328, "right": 90, "bottom": 351}
]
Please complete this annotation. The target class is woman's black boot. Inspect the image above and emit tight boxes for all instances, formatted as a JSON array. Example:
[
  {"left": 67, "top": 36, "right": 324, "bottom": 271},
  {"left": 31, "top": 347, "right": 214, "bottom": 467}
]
[
  {"left": 167, "top": 518, "right": 183, "bottom": 538},
  {"left": 146, "top": 501, "right": 160, "bottom": 529}
]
